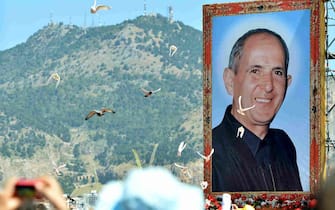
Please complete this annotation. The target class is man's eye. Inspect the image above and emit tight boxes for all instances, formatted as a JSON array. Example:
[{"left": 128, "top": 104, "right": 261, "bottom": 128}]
[
  {"left": 274, "top": 70, "right": 284, "bottom": 76},
  {"left": 250, "top": 68, "right": 259, "bottom": 74}
]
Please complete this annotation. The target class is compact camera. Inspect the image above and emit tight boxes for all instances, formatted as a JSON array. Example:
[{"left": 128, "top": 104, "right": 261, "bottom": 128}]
[{"left": 14, "top": 179, "right": 38, "bottom": 199}]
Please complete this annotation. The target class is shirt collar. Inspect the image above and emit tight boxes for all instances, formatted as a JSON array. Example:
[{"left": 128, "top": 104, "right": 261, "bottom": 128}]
[{"left": 224, "top": 105, "right": 265, "bottom": 156}]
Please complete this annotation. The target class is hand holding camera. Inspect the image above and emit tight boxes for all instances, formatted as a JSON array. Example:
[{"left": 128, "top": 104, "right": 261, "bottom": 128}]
[
  {"left": 14, "top": 179, "right": 40, "bottom": 199},
  {"left": 0, "top": 176, "right": 68, "bottom": 210}
]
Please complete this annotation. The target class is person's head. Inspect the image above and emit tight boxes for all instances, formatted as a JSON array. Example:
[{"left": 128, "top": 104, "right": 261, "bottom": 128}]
[
  {"left": 94, "top": 167, "right": 204, "bottom": 210},
  {"left": 228, "top": 28, "right": 289, "bottom": 74},
  {"left": 223, "top": 28, "right": 292, "bottom": 134}
]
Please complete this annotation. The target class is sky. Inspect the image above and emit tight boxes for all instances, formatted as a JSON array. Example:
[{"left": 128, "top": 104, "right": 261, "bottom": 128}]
[{"left": 0, "top": 0, "right": 243, "bottom": 51}]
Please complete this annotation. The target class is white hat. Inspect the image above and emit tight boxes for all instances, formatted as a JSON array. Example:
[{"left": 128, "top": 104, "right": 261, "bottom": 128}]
[{"left": 95, "top": 167, "right": 204, "bottom": 210}]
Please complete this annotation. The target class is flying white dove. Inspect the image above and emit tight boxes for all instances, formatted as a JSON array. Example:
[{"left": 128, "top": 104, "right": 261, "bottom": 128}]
[
  {"left": 47, "top": 72, "right": 61, "bottom": 88},
  {"left": 200, "top": 181, "right": 208, "bottom": 190},
  {"left": 90, "top": 0, "right": 111, "bottom": 14},
  {"left": 196, "top": 148, "right": 214, "bottom": 163},
  {"left": 169, "top": 45, "right": 178, "bottom": 57},
  {"left": 177, "top": 141, "right": 187, "bottom": 156},
  {"left": 140, "top": 87, "right": 161, "bottom": 97},
  {"left": 52, "top": 161, "right": 67, "bottom": 176},
  {"left": 236, "top": 96, "right": 255, "bottom": 115},
  {"left": 236, "top": 126, "right": 245, "bottom": 138},
  {"left": 174, "top": 163, "right": 192, "bottom": 178}
]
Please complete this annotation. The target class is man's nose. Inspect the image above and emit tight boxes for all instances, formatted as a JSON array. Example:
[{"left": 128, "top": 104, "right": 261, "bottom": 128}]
[{"left": 260, "top": 73, "right": 273, "bottom": 93}]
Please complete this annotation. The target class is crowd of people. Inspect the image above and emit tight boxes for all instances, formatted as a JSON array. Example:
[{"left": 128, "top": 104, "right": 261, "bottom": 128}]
[
  {"left": 0, "top": 166, "right": 334, "bottom": 209},
  {"left": 0, "top": 167, "right": 204, "bottom": 210}
]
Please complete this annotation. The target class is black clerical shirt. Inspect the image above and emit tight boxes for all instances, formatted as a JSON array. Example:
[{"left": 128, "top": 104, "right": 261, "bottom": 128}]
[{"left": 212, "top": 105, "right": 302, "bottom": 192}]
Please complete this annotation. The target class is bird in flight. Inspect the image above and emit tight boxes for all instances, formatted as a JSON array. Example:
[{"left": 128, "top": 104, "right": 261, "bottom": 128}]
[
  {"left": 85, "top": 108, "right": 115, "bottom": 120},
  {"left": 47, "top": 72, "right": 61, "bottom": 88},
  {"left": 237, "top": 95, "right": 255, "bottom": 116},
  {"left": 52, "top": 161, "right": 67, "bottom": 176},
  {"left": 177, "top": 141, "right": 187, "bottom": 157},
  {"left": 169, "top": 45, "right": 178, "bottom": 57},
  {"left": 140, "top": 87, "right": 161, "bottom": 97},
  {"left": 196, "top": 148, "right": 214, "bottom": 163},
  {"left": 90, "top": 0, "right": 111, "bottom": 14}
]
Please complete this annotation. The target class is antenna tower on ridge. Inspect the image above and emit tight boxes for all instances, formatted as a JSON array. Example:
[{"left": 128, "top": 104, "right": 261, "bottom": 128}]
[
  {"left": 84, "top": 13, "right": 87, "bottom": 28},
  {"left": 144, "top": 0, "right": 147, "bottom": 16},
  {"left": 168, "top": 6, "right": 174, "bottom": 23},
  {"left": 49, "top": 12, "right": 54, "bottom": 25}
]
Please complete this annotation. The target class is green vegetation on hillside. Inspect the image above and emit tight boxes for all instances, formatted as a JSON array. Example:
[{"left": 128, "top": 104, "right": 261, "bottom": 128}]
[{"left": 0, "top": 14, "right": 203, "bottom": 194}]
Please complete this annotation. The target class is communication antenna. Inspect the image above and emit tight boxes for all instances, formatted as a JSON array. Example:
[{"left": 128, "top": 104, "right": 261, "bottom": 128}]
[
  {"left": 144, "top": 0, "right": 147, "bottom": 16},
  {"left": 325, "top": 1, "right": 335, "bottom": 178},
  {"left": 84, "top": 12, "right": 87, "bottom": 28},
  {"left": 91, "top": 16, "right": 95, "bottom": 27},
  {"left": 49, "top": 12, "right": 54, "bottom": 25},
  {"left": 168, "top": 6, "right": 174, "bottom": 23}
]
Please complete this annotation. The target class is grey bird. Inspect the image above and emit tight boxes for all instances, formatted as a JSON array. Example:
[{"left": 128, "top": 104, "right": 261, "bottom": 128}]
[{"left": 85, "top": 108, "right": 115, "bottom": 120}]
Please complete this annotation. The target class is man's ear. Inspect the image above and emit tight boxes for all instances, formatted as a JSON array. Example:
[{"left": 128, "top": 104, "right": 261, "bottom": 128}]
[
  {"left": 223, "top": 68, "right": 234, "bottom": 96},
  {"left": 287, "top": 74, "right": 292, "bottom": 86}
]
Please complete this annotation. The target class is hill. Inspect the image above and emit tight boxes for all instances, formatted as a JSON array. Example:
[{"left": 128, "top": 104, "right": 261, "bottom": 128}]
[{"left": 0, "top": 14, "right": 203, "bottom": 194}]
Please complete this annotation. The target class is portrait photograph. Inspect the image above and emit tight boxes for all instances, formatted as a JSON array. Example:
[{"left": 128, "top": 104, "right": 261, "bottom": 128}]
[
  {"left": 203, "top": 0, "right": 325, "bottom": 196},
  {"left": 212, "top": 10, "right": 310, "bottom": 191}
]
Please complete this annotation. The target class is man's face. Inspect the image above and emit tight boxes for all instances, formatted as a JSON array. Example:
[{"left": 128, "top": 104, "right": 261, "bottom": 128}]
[{"left": 225, "top": 33, "right": 292, "bottom": 127}]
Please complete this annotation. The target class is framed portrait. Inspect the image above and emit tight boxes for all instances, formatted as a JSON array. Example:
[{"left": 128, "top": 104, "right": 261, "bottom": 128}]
[{"left": 203, "top": 0, "right": 326, "bottom": 202}]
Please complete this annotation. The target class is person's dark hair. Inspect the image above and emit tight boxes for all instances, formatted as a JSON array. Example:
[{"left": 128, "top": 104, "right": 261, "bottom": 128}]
[{"left": 228, "top": 28, "right": 289, "bottom": 75}]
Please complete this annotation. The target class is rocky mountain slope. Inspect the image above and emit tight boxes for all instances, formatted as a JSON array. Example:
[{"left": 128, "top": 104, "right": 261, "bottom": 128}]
[{"left": 0, "top": 14, "right": 203, "bottom": 194}]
